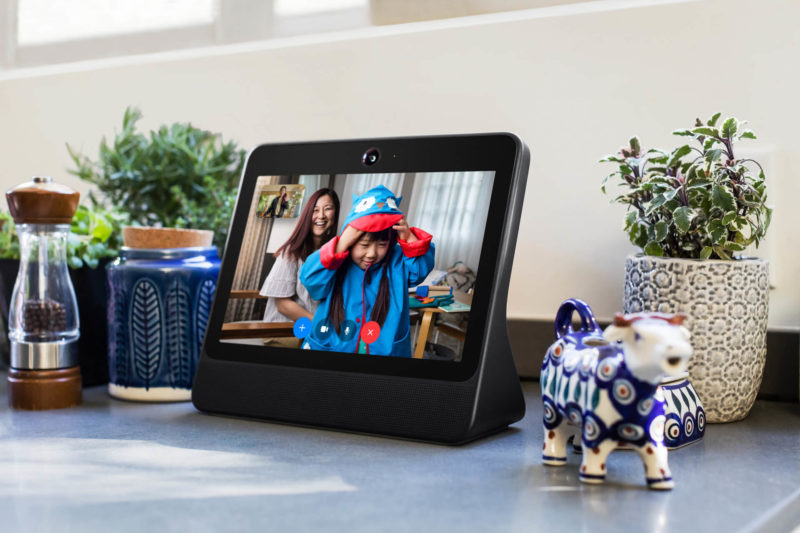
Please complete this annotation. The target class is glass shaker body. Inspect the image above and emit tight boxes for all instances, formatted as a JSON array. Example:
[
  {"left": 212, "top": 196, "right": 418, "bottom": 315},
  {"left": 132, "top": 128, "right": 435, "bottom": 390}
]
[{"left": 8, "top": 223, "right": 80, "bottom": 367}]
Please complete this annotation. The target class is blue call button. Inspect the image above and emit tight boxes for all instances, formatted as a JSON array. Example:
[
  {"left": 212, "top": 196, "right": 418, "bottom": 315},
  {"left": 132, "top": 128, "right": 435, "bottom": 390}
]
[
  {"left": 340, "top": 320, "right": 357, "bottom": 341},
  {"left": 293, "top": 317, "right": 312, "bottom": 339}
]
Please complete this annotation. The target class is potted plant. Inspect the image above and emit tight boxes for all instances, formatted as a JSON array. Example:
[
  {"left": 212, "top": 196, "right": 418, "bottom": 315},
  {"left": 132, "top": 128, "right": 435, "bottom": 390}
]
[
  {"left": 67, "top": 106, "right": 244, "bottom": 250},
  {"left": 0, "top": 202, "right": 127, "bottom": 385},
  {"left": 601, "top": 113, "right": 772, "bottom": 423},
  {"left": 67, "top": 108, "right": 245, "bottom": 401}
]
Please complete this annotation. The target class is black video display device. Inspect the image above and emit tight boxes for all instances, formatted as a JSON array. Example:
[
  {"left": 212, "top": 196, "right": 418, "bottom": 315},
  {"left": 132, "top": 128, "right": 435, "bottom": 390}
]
[{"left": 192, "top": 133, "right": 530, "bottom": 444}]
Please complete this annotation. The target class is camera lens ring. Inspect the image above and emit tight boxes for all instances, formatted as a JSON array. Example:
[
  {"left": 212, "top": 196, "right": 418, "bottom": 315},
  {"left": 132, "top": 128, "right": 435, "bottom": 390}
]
[{"left": 362, "top": 148, "right": 380, "bottom": 166}]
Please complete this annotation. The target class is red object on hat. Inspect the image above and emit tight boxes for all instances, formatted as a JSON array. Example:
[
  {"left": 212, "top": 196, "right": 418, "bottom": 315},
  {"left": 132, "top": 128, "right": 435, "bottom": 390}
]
[{"left": 347, "top": 213, "right": 403, "bottom": 233}]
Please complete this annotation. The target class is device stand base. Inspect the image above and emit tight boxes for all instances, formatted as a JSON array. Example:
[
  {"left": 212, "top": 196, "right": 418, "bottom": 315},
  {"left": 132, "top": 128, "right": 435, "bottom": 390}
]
[{"left": 8, "top": 366, "right": 82, "bottom": 410}]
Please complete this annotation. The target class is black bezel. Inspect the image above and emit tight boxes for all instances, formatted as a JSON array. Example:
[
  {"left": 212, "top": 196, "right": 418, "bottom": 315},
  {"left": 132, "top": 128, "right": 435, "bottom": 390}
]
[{"left": 203, "top": 133, "right": 520, "bottom": 382}]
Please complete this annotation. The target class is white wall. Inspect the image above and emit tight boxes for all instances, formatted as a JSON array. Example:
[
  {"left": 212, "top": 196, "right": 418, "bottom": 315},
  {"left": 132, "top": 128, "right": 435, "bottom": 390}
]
[{"left": 1, "top": 0, "right": 798, "bottom": 328}]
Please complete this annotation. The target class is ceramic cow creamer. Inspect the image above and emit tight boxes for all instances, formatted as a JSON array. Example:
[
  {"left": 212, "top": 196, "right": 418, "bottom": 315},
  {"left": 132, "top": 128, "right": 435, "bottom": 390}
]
[{"left": 541, "top": 299, "right": 693, "bottom": 490}]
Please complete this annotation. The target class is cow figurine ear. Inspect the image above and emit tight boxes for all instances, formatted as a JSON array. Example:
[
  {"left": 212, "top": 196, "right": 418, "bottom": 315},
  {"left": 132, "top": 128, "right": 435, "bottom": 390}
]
[{"left": 603, "top": 314, "right": 631, "bottom": 343}]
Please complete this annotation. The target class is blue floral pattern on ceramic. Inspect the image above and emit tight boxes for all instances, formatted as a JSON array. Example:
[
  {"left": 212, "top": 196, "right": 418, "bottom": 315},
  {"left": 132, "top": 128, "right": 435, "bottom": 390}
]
[
  {"left": 107, "top": 247, "right": 219, "bottom": 397},
  {"left": 541, "top": 299, "right": 697, "bottom": 490}
]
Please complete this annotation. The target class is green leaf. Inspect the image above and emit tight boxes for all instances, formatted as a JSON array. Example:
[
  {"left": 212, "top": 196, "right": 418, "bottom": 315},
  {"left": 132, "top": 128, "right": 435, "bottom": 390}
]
[
  {"left": 712, "top": 185, "right": 737, "bottom": 212},
  {"left": 674, "top": 206, "right": 694, "bottom": 234},
  {"left": 721, "top": 117, "right": 738, "bottom": 138},
  {"left": 664, "top": 198, "right": 681, "bottom": 212},
  {"left": 667, "top": 145, "right": 691, "bottom": 168},
  {"left": 646, "top": 194, "right": 668, "bottom": 213},
  {"left": 629, "top": 136, "right": 641, "bottom": 155},
  {"left": 709, "top": 225, "right": 727, "bottom": 245},
  {"left": 705, "top": 148, "right": 724, "bottom": 163},
  {"left": 91, "top": 216, "right": 114, "bottom": 242},
  {"left": 632, "top": 223, "right": 648, "bottom": 247},
  {"left": 692, "top": 127, "right": 718, "bottom": 137},
  {"left": 722, "top": 212, "right": 737, "bottom": 226},
  {"left": 672, "top": 129, "right": 694, "bottom": 137},
  {"left": 739, "top": 130, "right": 757, "bottom": 140},
  {"left": 644, "top": 241, "right": 664, "bottom": 256},
  {"left": 699, "top": 246, "right": 713, "bottom": 259},
  {"left": 654, "top": 221, "right": 669, "bottom": 242},
  {"left": 708, "top": 112, "right": 722, "bottom": 127},
  {"left": 624, "top": 210, "right": 637, "bottom": 230},
  {"left": 713, "top": 246, "right": 731, "bottom": 260}
]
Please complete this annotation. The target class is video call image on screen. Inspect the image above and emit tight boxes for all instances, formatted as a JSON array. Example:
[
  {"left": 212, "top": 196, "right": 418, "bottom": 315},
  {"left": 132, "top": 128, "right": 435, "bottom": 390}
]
[{"left": 220, "top": 171, "right": 495, "bottom": 361}]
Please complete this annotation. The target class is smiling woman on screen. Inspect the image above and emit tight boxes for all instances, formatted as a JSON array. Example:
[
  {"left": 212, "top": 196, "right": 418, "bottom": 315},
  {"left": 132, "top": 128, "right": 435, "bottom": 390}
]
[{"left": 259, "top": 188, "right": 340, "bottom": 326}]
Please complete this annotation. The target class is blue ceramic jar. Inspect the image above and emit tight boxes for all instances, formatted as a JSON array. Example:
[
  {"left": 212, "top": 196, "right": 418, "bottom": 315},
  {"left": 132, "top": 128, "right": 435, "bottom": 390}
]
[{"left": 107, "top": 247, "right": 220, "bottom": 401}]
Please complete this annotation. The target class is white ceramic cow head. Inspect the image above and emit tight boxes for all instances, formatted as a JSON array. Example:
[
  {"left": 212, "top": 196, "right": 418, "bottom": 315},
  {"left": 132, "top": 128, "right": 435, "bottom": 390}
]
[{"left": 603, "top": 313, "right": 693, "bottom": 384}]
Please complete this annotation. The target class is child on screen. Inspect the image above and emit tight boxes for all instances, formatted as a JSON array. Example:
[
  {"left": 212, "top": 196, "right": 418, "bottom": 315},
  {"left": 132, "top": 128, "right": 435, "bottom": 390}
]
[{"left": 299, "top": 185, "right": 435, "bottom": 357}]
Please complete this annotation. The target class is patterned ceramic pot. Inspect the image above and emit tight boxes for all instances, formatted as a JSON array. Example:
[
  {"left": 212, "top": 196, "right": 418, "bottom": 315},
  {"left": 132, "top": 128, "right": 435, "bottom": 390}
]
[
  {"left": 661, "top": 372, "right": 705, "bottom": 448},
  {"left": 623, "top": 255, "right": 769, "bottom": 423},
  {"left": 107, "top": 247, "right": 219, "bottom": 401}
]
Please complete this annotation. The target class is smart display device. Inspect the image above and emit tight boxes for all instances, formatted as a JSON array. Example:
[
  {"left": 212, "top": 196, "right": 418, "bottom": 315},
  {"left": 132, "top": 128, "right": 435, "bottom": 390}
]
[{"left": 192, "top": 133, "right": 530, "bottom": 444}]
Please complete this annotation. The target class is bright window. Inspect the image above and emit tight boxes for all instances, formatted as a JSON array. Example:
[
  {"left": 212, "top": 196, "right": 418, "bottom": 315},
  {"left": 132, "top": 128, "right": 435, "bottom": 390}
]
[
  {"left": 17, "top": 0, "right": 216, "bottom": 45},
  {"left": 273, "top": 0, "right": 367, "bottom": 17}
]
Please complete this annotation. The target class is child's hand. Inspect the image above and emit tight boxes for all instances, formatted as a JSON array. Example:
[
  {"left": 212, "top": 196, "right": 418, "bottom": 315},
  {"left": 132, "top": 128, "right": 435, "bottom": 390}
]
[
  {"left": 337, "top": 224, "right": 364, "bottom": 253},
  {"left": 393, "top": 218, "right": 416, "bottom": 242}
]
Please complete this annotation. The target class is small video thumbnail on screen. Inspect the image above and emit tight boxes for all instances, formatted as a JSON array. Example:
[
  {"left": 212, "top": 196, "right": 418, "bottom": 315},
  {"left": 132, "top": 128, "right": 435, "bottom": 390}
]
[{"left": 221, "top": 171, "right": 495, "bottom": 361}]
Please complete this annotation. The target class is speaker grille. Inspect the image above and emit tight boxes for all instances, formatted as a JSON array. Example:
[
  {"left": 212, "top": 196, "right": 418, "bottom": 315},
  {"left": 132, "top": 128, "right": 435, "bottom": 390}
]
[{"left": 195, "top": 359, "right": 478, "bottom": 443}]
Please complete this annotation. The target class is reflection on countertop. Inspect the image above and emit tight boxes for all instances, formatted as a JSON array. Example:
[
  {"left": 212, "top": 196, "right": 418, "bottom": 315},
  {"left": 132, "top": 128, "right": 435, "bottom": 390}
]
[{"left": 0, "top": 376, "right": 798, "bottom": 533}]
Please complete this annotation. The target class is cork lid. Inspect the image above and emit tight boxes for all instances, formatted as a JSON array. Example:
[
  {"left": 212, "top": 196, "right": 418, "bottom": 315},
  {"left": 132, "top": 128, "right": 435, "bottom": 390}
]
[{"left": 6, "top": 176, "right": 80, "bottom": 224}]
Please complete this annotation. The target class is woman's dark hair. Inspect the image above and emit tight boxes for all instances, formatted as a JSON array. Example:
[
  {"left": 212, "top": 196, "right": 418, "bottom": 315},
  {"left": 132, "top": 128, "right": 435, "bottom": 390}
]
[
  {"left": 329, "top": 227, "right": 397, "bottom": 334},
  {"left": 275, "top": 188, "right": 340, "bottom": 262}
]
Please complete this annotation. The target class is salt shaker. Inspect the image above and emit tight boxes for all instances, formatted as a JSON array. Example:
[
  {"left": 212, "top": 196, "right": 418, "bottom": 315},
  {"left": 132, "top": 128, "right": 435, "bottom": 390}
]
[{"left": 5, "top": 176, "right": 82, "bottom": 409}]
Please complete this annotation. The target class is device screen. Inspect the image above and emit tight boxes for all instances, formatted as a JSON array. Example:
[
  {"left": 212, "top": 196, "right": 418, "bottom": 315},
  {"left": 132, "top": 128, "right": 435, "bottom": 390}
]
[{"left": 219, "top": 171, "right": 494, "bottom": 361}]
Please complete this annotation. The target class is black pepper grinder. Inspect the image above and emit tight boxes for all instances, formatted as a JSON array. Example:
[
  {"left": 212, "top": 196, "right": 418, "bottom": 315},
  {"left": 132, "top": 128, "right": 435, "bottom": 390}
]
[{"left": 5, "top": 176, "right": 82, "bottom": 409}]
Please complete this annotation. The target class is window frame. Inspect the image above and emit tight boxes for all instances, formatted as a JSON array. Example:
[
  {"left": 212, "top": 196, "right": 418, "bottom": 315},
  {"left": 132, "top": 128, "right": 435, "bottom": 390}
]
[{"left": 0, "top": 0, "right": 370, "bottom": 70}]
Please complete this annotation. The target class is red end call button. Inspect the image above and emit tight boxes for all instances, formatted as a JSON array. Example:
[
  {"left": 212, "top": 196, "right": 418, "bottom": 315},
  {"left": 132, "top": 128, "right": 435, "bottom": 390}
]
[{"left": 360, "top": 321, "right": 381, "bottom": 344}]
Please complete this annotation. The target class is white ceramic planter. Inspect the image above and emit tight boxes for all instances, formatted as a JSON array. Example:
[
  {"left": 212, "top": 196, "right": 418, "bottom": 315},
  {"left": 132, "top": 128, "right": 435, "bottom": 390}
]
[{"left": 623, "top": 255, "right": 769, "bottom": 423}]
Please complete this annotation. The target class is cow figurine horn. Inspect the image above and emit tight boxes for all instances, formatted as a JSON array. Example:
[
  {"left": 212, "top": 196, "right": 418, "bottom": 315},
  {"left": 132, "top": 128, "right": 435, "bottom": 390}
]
[{"left": 668, "top": 313, "right": 687, "bottom": 326}]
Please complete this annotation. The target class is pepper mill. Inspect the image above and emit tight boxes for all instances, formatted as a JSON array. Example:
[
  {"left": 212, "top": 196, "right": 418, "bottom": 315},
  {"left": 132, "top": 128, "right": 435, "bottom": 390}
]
[{"left": 5, "top": 176, "right": 82, "bottom": 409}]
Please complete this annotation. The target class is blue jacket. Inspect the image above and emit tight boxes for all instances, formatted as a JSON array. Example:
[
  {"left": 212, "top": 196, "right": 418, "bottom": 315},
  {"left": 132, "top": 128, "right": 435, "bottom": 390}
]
[{"left": 299, "top": 228, "right": 434, "bottom": 357}]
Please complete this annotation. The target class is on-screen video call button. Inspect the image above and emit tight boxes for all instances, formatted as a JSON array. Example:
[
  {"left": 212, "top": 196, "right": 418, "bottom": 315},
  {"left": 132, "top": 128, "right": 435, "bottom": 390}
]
[
  {"left": 293, "top": 317, "right": 312, "bottom": 339},
  {"left": 360, "top": 321, "right": 381, "bottom": 344},
  {"left": 339, "top": 320, "right": 357, "bottom": 341},
  {"left": 315, "top": 319, "right": 334, "bottom": 340}
]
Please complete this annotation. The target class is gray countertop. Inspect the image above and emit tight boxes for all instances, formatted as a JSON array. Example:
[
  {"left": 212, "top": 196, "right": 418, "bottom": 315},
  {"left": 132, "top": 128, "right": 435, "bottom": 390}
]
[{"left": 1, "top": 377, "right": 798, "bottom": 533}]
